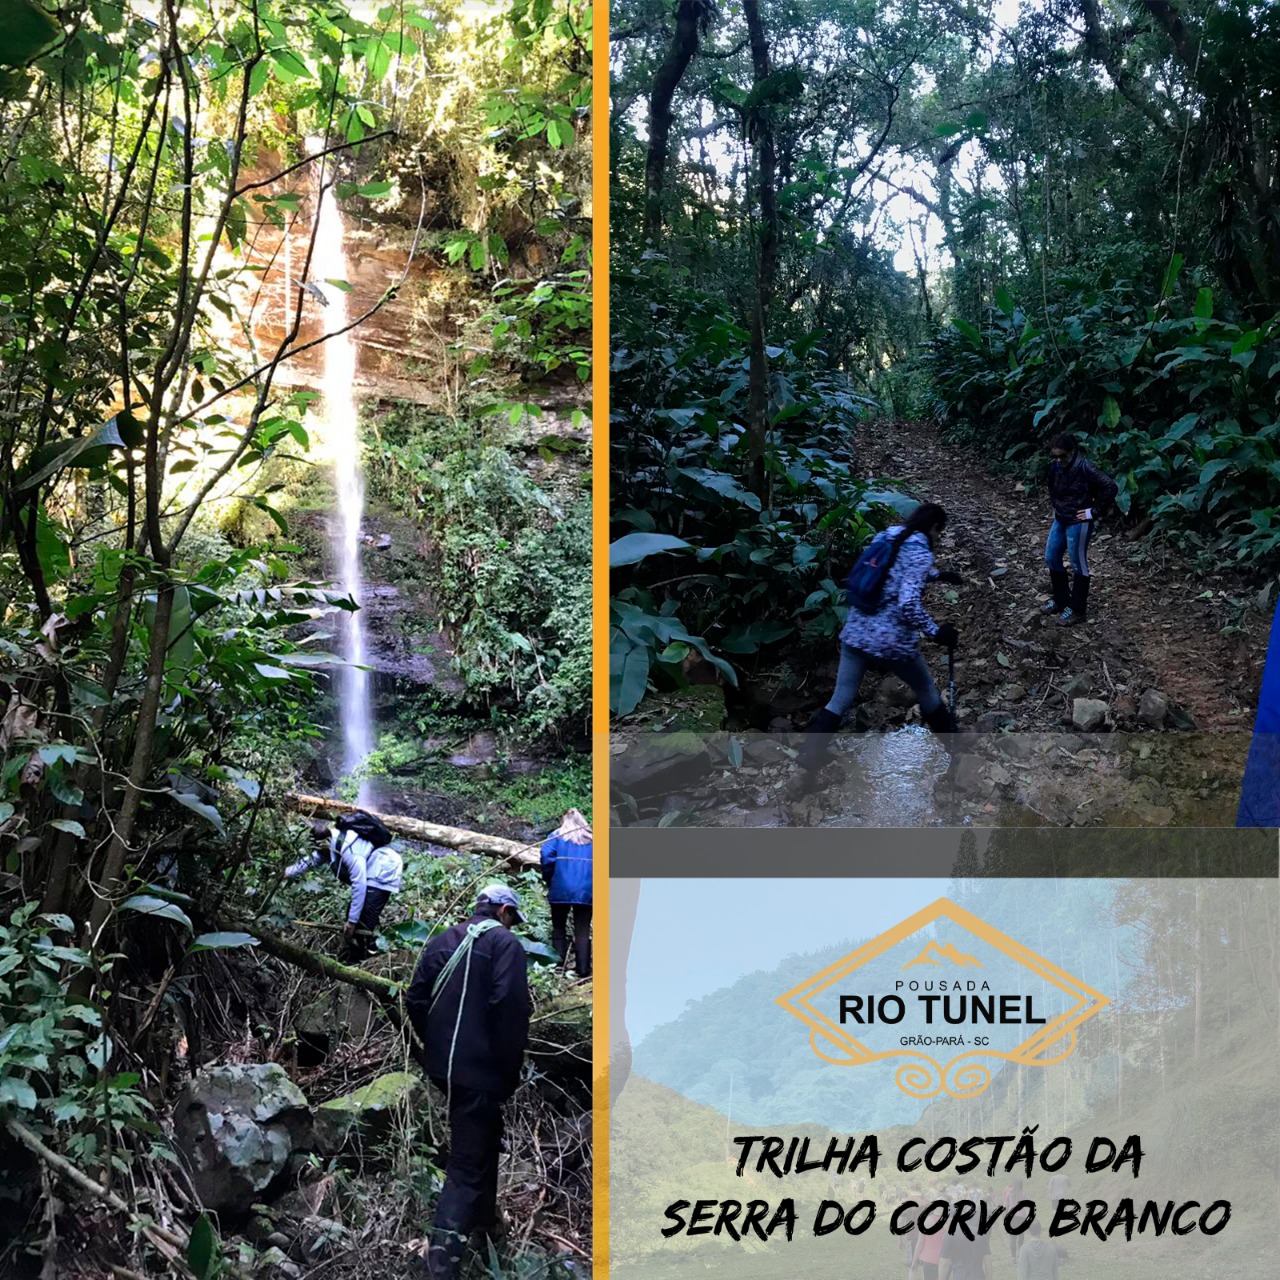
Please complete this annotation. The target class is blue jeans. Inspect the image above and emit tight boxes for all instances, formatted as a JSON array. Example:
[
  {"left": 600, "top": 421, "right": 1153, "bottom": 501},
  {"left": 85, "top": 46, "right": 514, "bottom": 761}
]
[
  {"left": 825, "top": 644, "right": 943, "bottom": 718},
  {"left": 1045, "top": 519, "right": 1092, "bottom": 576}
]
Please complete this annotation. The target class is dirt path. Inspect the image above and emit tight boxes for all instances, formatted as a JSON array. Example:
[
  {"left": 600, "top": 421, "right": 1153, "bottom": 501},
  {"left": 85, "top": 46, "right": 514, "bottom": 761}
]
[
  {"left": 870, "top": 419, "right": 1266, "bottom": 733},
  {"left": 612, "top": 421, "right": 1272, "bottom": 828}
]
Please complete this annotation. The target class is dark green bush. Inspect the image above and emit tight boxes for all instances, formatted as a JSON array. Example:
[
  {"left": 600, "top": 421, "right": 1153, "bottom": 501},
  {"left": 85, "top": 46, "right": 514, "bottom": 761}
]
[{"left": 925, "top": 271, "right": 1280, "bottom": 566}]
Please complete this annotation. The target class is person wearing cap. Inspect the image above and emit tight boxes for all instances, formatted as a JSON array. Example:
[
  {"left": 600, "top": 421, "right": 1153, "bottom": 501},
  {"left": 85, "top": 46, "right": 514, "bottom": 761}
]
[{"left": 405, "top": 885, "right": 531, "bottom": 1280}]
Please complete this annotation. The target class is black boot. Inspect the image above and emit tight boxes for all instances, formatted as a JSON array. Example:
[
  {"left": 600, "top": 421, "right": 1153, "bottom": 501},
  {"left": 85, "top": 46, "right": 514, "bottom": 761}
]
[
  {"left": 796, "top": 707, "right": 843, "bottom": 772},
  {"left": 924, "top": 704, "right": 959, "bottom": 736},
  {"left": 420, "top": 1228, "right": 464, "bottom": 1280},
  {"left": 1059, "top": 574, "right": 1090, "bottom": 626},
  {"left": 1042, "top": 570, "right": 1070, "bottom": 614}
]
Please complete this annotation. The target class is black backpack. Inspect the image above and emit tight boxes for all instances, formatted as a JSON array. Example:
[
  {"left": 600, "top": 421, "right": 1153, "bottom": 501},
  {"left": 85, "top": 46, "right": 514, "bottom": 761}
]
[
  {"left": 845, "top": 528, "right": 909, "bottom": 614},
  {"left": 335, "top": 810, "right": 394, "bottom": 850}
]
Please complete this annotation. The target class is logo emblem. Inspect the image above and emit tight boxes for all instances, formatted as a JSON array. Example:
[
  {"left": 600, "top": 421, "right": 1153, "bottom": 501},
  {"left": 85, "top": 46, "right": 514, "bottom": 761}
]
[{"left": 776, "top": 898, "right": 1109, "bottom": 1100}]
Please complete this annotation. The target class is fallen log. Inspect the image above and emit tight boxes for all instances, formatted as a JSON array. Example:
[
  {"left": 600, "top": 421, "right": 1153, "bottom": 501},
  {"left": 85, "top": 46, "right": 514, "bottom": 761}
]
[
  {"left": 219, "top": 915, "right": 402, "bottom": 1000},
  {"left": 285, "top": 793, "right": 541, "bottom": 866},
  {"left": 217, "top": 916, "right": 588, "bottom": 1072}
]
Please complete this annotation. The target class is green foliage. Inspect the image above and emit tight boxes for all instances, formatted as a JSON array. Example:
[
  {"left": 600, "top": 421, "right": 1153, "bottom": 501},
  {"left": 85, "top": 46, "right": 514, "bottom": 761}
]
[
  {"left": 481, "top": 266, "right": 593, "bottom": 384},
  {"left": 926, "top": 280, "right": 1280, "bottom": 565},
  {"left": 365, "top": 403, "right": 591, "bottom": 740},
  {"left": 610, "top": 262, "right": 896, "bottom": 715},
  {"left": 0, "top": 905, "right": 158, "bottom": 1170}
]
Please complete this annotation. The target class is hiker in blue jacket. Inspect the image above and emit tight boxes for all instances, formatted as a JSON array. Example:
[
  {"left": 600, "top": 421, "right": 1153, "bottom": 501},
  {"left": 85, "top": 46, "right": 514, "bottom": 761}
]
[
  {"left": 799, "top": 502, "right": 962, "bottom": 770},
  {"left": 1042, "top": 433, "right": 1118, "bottom": 626},
  {"left": 540, "top": 809, "right": 592, "bottom": 978},
  {"left": 1238, "top": 601, "right": 1280, "bottom": 826}
]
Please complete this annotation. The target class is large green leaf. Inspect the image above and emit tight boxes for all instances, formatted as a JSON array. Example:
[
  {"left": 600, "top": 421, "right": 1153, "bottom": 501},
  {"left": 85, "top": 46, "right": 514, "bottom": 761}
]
[
  {"left": 187, "top": 1213, "right": 219, "bottom": 1280},
  {"left": 17, "top": 416, "right": 127, "bottom": 491},
  {"left": 678, "top": 467, "right": 762, "bottom": 511},
  {"left": 610, "top": 634, "right": 651, "bottom": 717},
  {"left": 0, "top": 0, "right": 59, "bottom": 68},
  {"left": 609, "top": 532, "right": 693, "bottom": 567},
  {"left": 168, "top": 788, "right": 225, "bottom": 835},
  {"left": 33, "top": 508, "right": 70, "bottom": 584},
  {"left": 517, "top": 937, "right": 561, "bottom": 964},
  {"left": 860, "top": 489, "right": 918, "bottom": 518},
  {"left": 120, "top": 895, "right": 193, "bottom": 931},
  {"left": 188, "top": 932, "right": 259, "bottom": 954},
  {"left": 388, "top": 919, "right": 445, "bottom": 948}
]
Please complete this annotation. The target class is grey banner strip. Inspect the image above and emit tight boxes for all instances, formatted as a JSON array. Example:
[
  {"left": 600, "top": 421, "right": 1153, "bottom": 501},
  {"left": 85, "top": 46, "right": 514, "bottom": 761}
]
[{"left": 609, "top": 825, "right": 1280, "bottom": 878}]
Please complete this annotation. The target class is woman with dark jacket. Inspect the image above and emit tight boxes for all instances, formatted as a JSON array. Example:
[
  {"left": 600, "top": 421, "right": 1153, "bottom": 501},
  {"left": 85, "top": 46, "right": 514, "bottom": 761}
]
[
  {"left": 540, "top": 809, "right": 592, "bottom": 978},
  {"left": 1042, "top": 433, "right": 1118, "bottom": 626},
  {"left": 800, "top": 502, "right": 962, "bottom": 769}
]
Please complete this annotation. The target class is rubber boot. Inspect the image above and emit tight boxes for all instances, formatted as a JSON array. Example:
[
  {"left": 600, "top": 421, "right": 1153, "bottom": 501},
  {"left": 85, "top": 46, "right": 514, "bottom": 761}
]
[
  {"left": 1042, "top": 570, "right": 1070, "bottom": 614},
  {"left": 424, "top": 1230, "right": 464, "bottom": 1280},
  {"left": 1059, "top": 574, "right": 1090, "bottom": 626},
  {"left": 796, "top": 707, "right": 843, "bottom": 773},
  {"left": 923, "top": 704, "right": 959, "bottom": 736}
]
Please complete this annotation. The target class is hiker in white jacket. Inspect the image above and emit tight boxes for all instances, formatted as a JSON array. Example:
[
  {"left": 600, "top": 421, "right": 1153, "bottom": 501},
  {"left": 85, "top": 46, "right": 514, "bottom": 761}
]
[{"left": 286, "top": 813, "right": 403, "bottom": 960}]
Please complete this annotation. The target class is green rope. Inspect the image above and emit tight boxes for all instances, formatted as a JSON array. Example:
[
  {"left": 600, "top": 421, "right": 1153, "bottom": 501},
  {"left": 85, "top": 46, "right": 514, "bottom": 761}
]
[{"left": 431, "top": 919, "right": 502, "bottom": 1101}]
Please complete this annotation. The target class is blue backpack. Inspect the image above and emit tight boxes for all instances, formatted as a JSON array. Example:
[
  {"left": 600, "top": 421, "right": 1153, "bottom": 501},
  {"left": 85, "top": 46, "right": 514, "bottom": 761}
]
[{"left": 845, "top": 529, "right": 909, "bottom": 614}]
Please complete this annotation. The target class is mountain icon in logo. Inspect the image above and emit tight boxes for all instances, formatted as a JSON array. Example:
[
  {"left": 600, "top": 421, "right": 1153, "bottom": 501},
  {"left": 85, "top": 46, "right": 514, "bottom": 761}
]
[{"left": 902, "top": 941, "right": 982, "bottom": 969}]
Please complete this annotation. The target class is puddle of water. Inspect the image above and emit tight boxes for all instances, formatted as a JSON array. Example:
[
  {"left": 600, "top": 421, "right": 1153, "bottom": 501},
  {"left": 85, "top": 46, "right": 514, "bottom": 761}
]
[{"left": 815, "top": 727, "right": 953, "bottom": 826}]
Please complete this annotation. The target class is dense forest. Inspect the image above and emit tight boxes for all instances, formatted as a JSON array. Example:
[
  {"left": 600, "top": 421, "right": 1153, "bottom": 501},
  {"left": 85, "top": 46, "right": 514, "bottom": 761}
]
[
  {"left": 608, "top": 0, "right": 1277, "bottom": 793},
  {"left": 0, "top": 0, "right": 591, "bottom": 1276}
]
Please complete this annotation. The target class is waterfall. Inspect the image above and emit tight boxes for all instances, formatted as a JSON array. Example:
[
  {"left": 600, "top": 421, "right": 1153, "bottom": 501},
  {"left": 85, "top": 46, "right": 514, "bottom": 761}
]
[{"left": 312, "top": 181, "right": 375, "bottom": 801}]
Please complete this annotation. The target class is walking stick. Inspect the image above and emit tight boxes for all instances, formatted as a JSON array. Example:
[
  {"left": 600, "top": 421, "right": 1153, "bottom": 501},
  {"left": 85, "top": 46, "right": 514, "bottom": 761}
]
[{"left": 947, "top": 645, "right": 957, "bottom": 713}]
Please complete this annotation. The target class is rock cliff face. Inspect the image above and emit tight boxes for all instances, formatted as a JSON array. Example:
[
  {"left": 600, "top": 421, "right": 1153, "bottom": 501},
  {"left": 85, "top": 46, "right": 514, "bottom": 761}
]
[{"left": 216, "top": 158, "right": 473, "bottom": 406}]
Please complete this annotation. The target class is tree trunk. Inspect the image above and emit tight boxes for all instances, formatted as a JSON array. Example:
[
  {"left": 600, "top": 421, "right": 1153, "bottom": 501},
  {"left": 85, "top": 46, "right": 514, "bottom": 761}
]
[
  {"left": 85, "top": 578, "right": 176, "bottom": 943},
  {"left": 644, "top": 0, "right": 707, "bottom": 242},
  {"left": 742, "top": 0, "right": 778, "bottom": 494}
]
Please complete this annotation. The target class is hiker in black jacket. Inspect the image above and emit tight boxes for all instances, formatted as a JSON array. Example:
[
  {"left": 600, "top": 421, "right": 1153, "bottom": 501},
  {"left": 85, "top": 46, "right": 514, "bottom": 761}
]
[
  {"left": 405, "top": 885, "right": 531, "bottom": 1280},
  {"left": 1042, "top": 434, "right": 1118, "bottom": 626}
]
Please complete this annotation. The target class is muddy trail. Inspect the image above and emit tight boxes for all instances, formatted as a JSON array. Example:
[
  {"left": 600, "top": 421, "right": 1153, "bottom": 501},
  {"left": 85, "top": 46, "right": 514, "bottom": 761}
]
[{"left": 612, "top": 420, "right": 1270, "bottom": 828}]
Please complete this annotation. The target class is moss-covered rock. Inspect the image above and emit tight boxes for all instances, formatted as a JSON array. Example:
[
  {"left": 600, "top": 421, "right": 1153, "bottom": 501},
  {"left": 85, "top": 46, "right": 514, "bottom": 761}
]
[{"left": 313, "top": 1071, "right": 427, "bottom": 1159}]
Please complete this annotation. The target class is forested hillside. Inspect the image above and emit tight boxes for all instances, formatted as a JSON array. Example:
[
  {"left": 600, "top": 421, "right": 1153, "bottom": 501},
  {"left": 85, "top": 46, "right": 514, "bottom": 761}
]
[
  {"left": 0, "top": 0, "right": 591, "bottom": 1275},
  {"left": 609, "top": 0, "right": 1277, "bottom": 761},
  {"left": 615, "top": 854, "right": 1279, "bottom": 1275}
]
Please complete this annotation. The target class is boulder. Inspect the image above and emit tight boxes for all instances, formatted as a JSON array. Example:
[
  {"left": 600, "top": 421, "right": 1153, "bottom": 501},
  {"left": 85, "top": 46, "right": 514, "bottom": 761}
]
[
  {"left": 173, "top": 1064, "right": 312, "bottom": 1215},
  {"left": 296, "top": 986, "right": 377, "bottom": 1047},
  {"left": 1071, "top": 699, "right": 1109, "bottom": 732},
  {"left": 447, "top": 730, "right": 499, "bottom": 770},
  {"left": 313, "top": 1071, "right": 426, "bottom": 1159},
  {"left": 998, "top": 735, "right": 1037, "bottom": 762},
  {"left": 1138, "top": 689, "right": 1169, "bottom": 729},
  {"left": 1061, "top": 672, "right": 1093, "bottom": 698},
  {"left": 948, "top": 754, "right": 993, "bottom": 798},
  {"left": 1129, "top": 799, "right": 1175, "bottom": 826},
  {"left": 976, "top": 711, "right": 1014, "bottom": 735}
]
